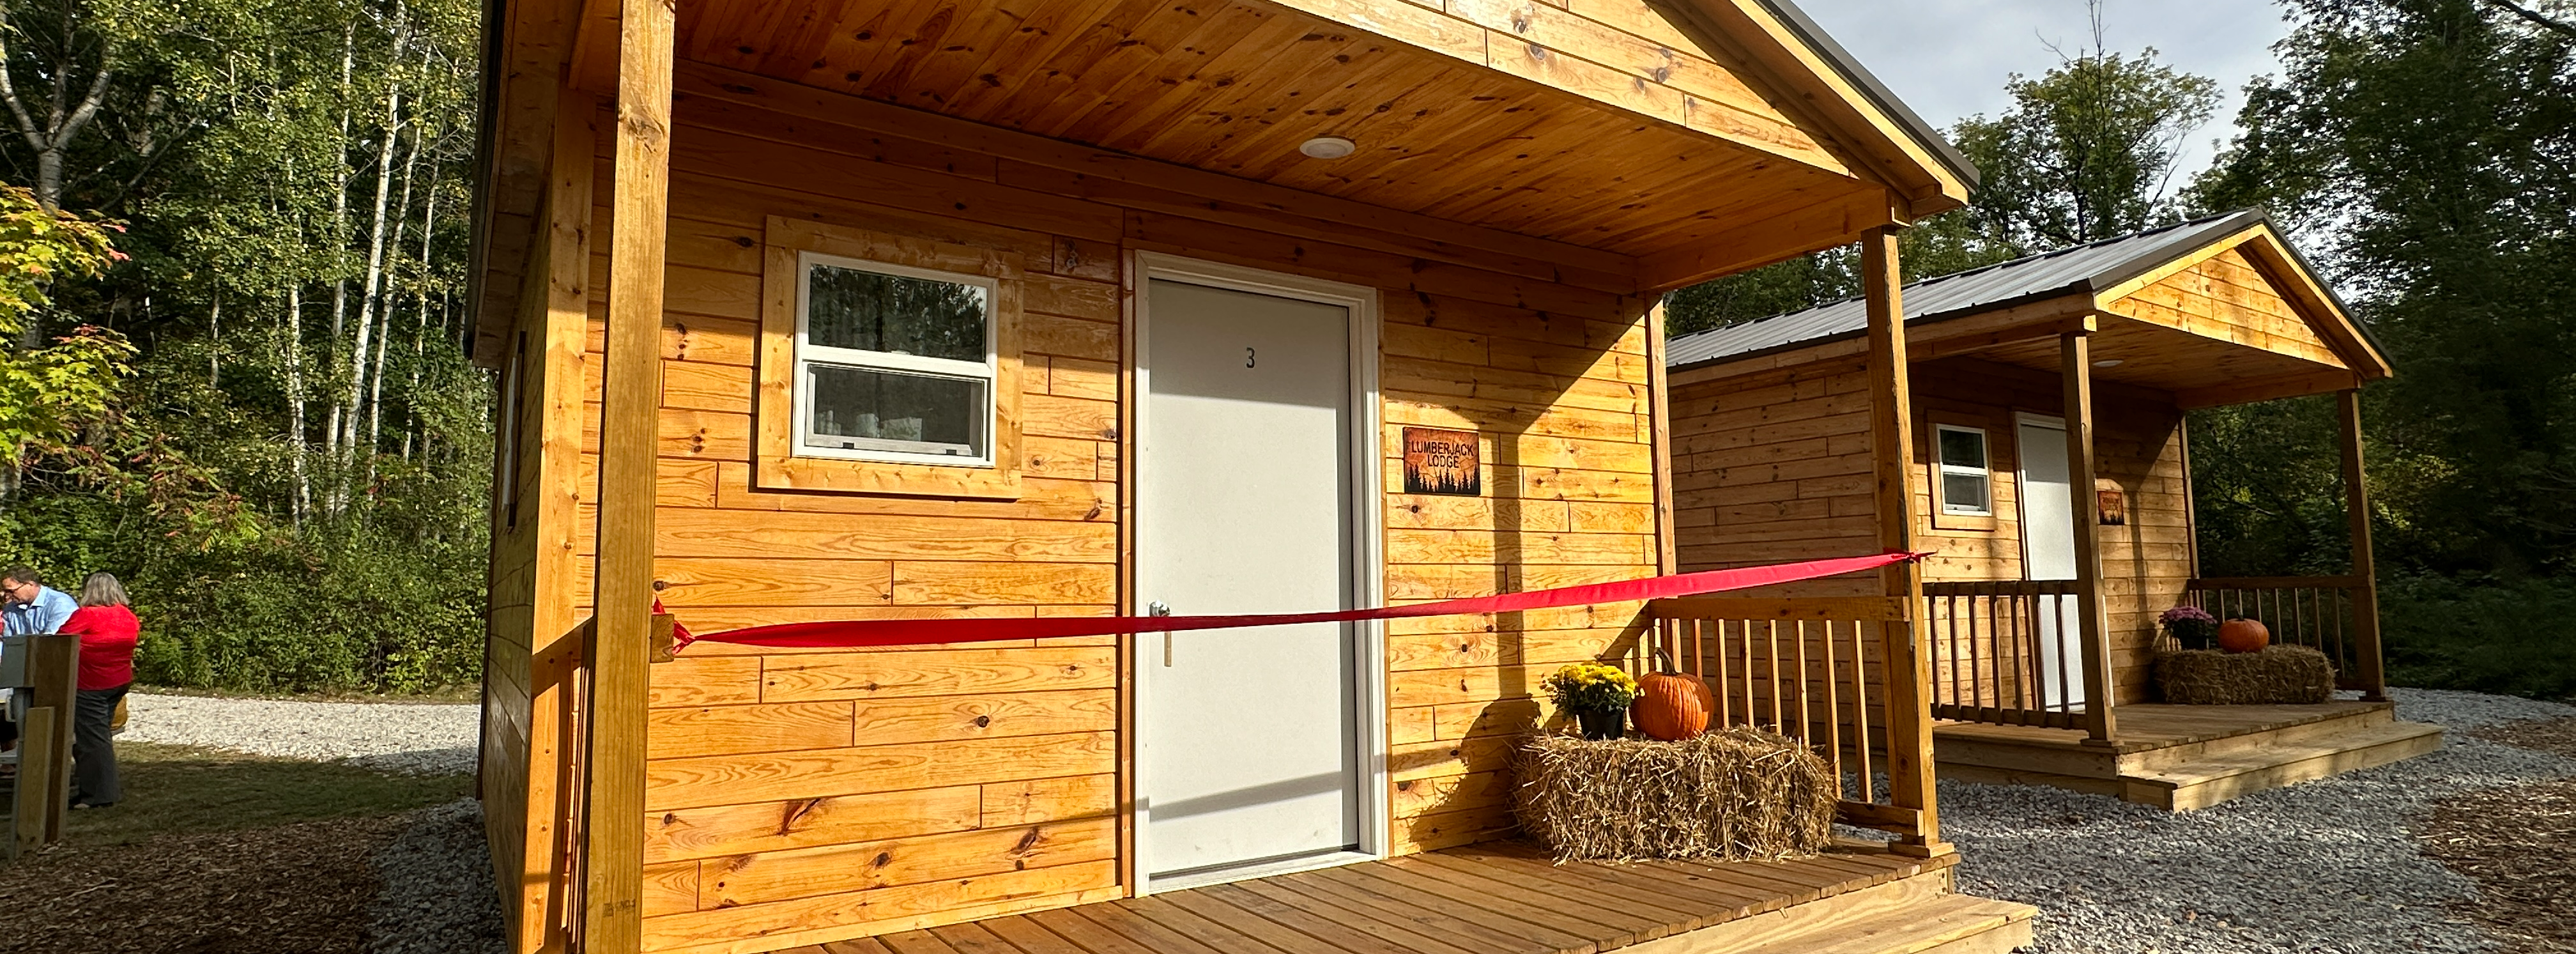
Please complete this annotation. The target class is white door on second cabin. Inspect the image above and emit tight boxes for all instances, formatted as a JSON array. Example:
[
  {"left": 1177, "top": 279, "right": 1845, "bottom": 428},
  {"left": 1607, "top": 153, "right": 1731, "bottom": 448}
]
[
  {"left": 2015, "top": 415, "right": 2089, "bottom": 711},
  {"left": 1138, "top": 277, "right": 1362, "bottom": 886}
]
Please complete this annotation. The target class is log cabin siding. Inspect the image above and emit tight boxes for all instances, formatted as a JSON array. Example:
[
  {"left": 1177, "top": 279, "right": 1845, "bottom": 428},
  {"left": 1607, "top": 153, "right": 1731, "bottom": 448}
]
[
  {"left": 1669, "top": 356, "right": 2187, "bottom": 708},
  {"left": 537, "top": 88, "right": 1658, "bottom": 953}
]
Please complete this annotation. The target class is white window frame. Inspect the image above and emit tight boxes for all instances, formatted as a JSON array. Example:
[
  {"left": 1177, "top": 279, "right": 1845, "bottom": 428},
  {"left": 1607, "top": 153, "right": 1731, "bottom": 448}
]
[
  {"left": 1935, "top": 423, "right": 1995, "bottom": 517},
  {"left": 790, "top": 250, "right": 1001, "bottom": 468}
]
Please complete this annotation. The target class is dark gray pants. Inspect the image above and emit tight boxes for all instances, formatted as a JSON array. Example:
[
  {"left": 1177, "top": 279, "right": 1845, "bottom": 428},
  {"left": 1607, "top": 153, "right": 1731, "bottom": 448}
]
[{"left": 73, "top": 683, "right": 125, "bottom": 806}]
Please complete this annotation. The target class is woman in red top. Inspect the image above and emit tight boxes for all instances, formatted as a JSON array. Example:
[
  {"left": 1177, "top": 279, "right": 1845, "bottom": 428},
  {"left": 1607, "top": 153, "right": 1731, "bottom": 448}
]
[{"left": 57, "top": 572, "right": 137, "bottom": 808}]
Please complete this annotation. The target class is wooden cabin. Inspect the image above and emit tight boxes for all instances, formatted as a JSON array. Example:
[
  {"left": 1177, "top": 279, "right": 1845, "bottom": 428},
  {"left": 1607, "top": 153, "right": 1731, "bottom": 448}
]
[
  {"left": 1664, "top": 212, "right": 2443, "bottom": 811},
  {"left": 466, "top": 0, "right": 2044, "bottom": 951}
]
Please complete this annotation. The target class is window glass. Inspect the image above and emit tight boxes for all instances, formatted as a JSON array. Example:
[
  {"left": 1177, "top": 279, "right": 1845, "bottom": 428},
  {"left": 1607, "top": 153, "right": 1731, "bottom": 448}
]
[
  {"left": 1939, "top": 427, "right": 1987, "bottom": 469},
  {"left": 1935, "top": 424, "right": 1992, "bottom": 516},
  {"left": 806, "top": 263, "right": 988, "bottom": 362},
  {"left": 1943, "top": 472, "right": 1990, "bottom": 514},
  {"left": 804, "top": 365, "right": 986, "bottom": 458}
]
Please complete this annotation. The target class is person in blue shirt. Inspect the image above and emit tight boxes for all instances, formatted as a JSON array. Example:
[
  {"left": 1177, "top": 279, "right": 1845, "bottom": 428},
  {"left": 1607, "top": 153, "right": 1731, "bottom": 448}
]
[
  {"left": 2, "top": 566, "right": 77, "bottom": 756},
  {"left": 3, "top": 567, "right": 78, "bottom": 636}
]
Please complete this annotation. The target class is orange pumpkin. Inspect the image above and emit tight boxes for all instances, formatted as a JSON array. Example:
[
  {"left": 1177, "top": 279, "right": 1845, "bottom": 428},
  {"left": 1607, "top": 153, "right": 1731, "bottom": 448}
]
[
  {"left": 1631, "top": 650, "right": 1715, "bottom": 741},
  {"left": 2218, "top": 618, "right": 2271, "bottom": 654}
]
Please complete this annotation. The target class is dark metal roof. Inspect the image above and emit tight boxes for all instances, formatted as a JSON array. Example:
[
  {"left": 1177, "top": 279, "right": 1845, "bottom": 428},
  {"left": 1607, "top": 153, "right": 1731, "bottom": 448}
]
[
  {"left": 1665, "top": 210, "right": 2274, "bottom": 371},
  {"left": 1759, "top": 0, "right": 1980, "bottom": 188}
]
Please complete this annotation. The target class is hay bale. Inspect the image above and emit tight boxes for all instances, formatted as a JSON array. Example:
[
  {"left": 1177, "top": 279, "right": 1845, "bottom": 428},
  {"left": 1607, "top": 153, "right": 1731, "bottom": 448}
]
[
  {"left": 1510, "top": 726, "right": 1836, "bottom": 863},
  {"left": 2154, "top": 645, "right": 2336, "bottom": 705}
]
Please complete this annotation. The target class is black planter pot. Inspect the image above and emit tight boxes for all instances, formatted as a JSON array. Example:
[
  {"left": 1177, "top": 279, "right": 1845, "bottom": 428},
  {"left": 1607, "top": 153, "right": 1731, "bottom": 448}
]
[{"left": 1575, "top": 708, "right": 1625, "bottom": 741}]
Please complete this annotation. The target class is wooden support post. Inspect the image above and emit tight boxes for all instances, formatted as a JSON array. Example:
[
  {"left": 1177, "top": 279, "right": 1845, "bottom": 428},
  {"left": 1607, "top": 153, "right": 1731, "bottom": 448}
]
[
  {"left": 2059, "top": 333, "right": 2118, "bottom": 743},
  {"left": 1646, "top": 295, "right": 1678, "bottom": 577},
  {"left": 1860, "top": 227, "right": 1946, "bottom": 857},
  {"left": 2339, "top": 389, "right": 2388, "bottom": 702},
  {"left": 583, "top": 0, "right": 673, "bottom": 950},
  {"left": 12, "top": 707, "right": 55, "bottom": 855}
]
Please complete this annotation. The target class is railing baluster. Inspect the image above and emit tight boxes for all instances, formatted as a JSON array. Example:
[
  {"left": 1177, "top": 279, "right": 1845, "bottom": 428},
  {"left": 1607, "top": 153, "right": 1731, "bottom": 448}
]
[
  {"left": 1795, "top": 619, "right": 1813, "bottom": 744},
  {"left": 1852, "top": 620, "right": 1875, "bottom": 804},
  {"left": 1765, "top": 619, "right": 1783, "bottom": 732},
  {"left": 1822, "top": 619, "right": 1843, "bottom": 799}
]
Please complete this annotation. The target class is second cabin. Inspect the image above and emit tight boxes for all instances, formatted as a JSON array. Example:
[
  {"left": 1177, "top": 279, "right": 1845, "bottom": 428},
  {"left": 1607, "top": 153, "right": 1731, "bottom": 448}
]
[{"left": 1664, "top": 212, "right": 2444, "bottom": 810}]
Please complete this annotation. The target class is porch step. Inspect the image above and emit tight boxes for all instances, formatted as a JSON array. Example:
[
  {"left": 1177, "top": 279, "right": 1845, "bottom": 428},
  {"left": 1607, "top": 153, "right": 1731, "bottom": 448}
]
[
  {"left": 1621, "top": 868, "right": 2037, "bottom": 954},
  {"left": 1733, "top": 893, "right": 2037, "bottom": 954},
  {"left": 2124, "top": 719, "right": 2445, "bottom": 810},
  {"left": 2118, "top": 704, "right": 2397, "bottom": 773}
]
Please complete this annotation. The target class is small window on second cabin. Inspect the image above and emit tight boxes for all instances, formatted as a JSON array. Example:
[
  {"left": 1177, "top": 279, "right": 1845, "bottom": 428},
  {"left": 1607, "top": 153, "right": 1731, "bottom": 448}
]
[
  {"left": 1935, "top": 424, "right": 1993, "bottom": 516},
  {"left": 795, "top": 254, "right": 999, "bottom": 466}
]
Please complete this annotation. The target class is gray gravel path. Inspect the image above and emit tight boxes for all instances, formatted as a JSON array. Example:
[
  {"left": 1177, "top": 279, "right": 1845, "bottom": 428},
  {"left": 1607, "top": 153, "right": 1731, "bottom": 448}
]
[
  {"left": 368, "top": 799, "right": 509, "bottom": 954},
  {"left": 1948, "top": 688, "right": 2576, "bottom": 954},
  {"left": 123, "top": 691, "right": 478, "bottom": 774}
]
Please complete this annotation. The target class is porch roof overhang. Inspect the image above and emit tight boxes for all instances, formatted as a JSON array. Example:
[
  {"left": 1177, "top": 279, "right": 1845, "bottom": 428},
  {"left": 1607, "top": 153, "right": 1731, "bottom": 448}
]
[
  {"left": 466, "top": 0, "right": 1978, "bottom": 366},
  {"left": 1664, "top": 210, "right": 2397, "bottom": 410}
]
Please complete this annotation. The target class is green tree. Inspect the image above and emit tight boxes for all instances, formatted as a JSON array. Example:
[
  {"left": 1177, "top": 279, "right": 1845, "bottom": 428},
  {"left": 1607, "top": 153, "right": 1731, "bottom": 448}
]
[
  {"left": 0, "top": 183, "right": 133, "bottom": 498},
  {"left": 2191, "top": 0, "right": 2576, "bottom": 578},
  {"left": 1669, "top": 12, "right": 2210, "bottom": 336}
]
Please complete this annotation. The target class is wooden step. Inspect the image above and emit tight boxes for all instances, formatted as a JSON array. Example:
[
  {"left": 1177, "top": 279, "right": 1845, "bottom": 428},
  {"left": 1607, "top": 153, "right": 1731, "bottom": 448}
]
[
  {"left": 2117, "top": 705, "right": 2396, "bottom": 773},
  {"left": 2123, "top": 720, "right": 2444, "bottom": 810},
  {"left": 1621, "top": 872, "right": 2038, "bottom": 954},
  {"left": 1736, "top": 893, "right": 2037, "bottom": 954}
]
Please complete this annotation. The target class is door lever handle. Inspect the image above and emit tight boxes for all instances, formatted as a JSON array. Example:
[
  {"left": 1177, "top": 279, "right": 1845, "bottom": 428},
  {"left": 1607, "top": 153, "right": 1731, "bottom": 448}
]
[{"left": 1148, "top": 601, "right": 1172, "bottom": 666}]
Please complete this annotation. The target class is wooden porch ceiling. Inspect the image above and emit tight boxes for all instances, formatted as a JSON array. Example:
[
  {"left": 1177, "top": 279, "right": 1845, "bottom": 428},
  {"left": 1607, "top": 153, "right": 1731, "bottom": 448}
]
[
  {"left": 1968, "top": 315, "right": 2363, "bottom": 410},
  {"left": 594, "top": 0, "right": 1915, "bottom": 281}
]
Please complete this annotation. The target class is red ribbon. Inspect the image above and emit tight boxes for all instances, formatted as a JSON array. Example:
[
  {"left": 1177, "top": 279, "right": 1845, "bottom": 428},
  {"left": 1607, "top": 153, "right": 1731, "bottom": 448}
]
[{"left": 668, "top": 550, "right": 1923, "bottom": 654}]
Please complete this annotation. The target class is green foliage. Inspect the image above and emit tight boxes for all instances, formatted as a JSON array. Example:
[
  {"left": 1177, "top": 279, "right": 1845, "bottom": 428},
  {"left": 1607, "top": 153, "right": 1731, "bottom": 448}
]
[
  {"left": 2380, "top": 573, "right": 2576, "bottom": 701},
  {"left": 0, "top": 0, "right": 491, "bottom": 694},
  {"left": 2191, "top": 0, "right": 2576, "bottom": 580},
  {"left": 0, "top": 183, "right": 121, "bottom": 321},
  {"left": 1952, "top": 50, "right": 2220, "bottom": 247},
  {"left": 0, "top": 185, "right": 136, "bottom": 461}
]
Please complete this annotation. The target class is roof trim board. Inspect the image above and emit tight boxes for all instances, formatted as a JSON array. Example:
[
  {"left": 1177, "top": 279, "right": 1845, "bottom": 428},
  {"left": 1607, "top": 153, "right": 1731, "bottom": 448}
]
[{"left": 1664, "top": 210, "right": 2395, "bottom": 384}]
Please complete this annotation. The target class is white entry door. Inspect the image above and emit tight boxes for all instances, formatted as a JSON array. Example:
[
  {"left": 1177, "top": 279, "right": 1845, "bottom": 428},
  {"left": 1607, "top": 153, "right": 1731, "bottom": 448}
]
[
  {"left": 2014, "top": 415, "right": 2088, "bottom": 711},
  {"left": 1138, "top": 275, "right": 1365, "bottom": 886}
]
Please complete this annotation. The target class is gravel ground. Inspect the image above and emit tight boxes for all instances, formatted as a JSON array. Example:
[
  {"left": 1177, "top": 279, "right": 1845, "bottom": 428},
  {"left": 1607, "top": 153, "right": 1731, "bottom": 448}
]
[
  {"left": 367, "top": 799, "right": 507, "bottom": 954},
  {"left": 123, "top": 692, "right": 478, "bottom": 775},
  {"left": 1948, "top": 688, "right": 2576, "bottom": 954}
]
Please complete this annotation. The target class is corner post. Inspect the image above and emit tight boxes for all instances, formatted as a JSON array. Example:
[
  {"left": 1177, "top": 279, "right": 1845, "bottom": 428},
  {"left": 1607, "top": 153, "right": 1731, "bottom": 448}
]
[
  {"left": 1861, "top": 227, "right": 1945, "bottom": 856},
  {"left": 584, "top": 0, "right": 674, "bottom": 950},
  {"left": 2059, "top": 332, "right": 2118, "bottom": 742},
  {"left": 2338, "top": 389, "right": 2387, "bottom": 701}
]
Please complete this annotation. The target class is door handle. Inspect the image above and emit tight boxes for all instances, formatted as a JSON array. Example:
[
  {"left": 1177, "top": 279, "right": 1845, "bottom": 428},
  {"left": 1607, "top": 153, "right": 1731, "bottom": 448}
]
[{"left": 1149, "top": 601, "right": 1172, "bottom": 666}]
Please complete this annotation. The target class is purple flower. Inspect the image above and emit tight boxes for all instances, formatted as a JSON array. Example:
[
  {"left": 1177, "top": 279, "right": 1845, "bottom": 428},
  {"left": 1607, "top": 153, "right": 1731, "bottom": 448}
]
[{"left": 2160, "top": 605, "right": 2218, "bottom": 627}]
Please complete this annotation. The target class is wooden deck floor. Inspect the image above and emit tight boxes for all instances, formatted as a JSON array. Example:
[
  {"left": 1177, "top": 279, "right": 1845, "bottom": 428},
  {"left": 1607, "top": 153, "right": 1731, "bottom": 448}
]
[
  {"left": 1933, "top": 700, "right": 2396, "bottom": 755},
  {"left": 769, "top": 841, "right": 1964, "bottom": 954}
]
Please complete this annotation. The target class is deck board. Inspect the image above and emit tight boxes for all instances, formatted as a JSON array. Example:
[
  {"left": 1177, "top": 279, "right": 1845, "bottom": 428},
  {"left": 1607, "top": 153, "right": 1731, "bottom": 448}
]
[
  {"left": 1934, "top": 700, "right": 2393, "bottom": 753},
  {"left": 758, "top": 842, "right": 1951, "bottom": 954}
]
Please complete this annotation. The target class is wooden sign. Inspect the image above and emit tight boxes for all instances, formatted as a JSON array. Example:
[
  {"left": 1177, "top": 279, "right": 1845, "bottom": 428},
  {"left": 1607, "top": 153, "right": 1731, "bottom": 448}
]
[
  {"left": 1403, "top": 427, "right": 1480, "bottom": 495},
  {"left": 2097, "top": 488, "right": 2127, "bottom": 526}
]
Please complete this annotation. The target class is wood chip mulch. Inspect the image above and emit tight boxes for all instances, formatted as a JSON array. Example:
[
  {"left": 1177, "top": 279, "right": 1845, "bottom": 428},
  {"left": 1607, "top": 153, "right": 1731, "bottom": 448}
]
[
  {"left": 2417, "top": 717, "right": 2576, "bottom": 954},
  {"left": 0, "top": 812, "right": 411, "bottom": 954}
]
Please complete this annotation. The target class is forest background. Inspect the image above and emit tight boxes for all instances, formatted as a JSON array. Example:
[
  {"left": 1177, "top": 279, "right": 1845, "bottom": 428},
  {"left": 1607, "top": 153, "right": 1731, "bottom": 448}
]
[{"left": 0, "top": 0, "right": 2569, "bottom": 698}]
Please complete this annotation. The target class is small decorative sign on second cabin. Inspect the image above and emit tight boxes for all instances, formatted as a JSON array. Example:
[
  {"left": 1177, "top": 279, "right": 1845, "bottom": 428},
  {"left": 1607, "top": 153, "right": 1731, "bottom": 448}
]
[{"left": 1403, "top": 427, "right": 1481, "bottom": 496}]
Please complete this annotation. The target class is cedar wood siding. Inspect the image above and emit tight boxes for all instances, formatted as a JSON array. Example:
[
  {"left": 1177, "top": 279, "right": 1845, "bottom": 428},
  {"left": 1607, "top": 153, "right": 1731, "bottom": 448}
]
[
  {"left": 1669, "top": 357, "right": 2188, "bottom": 707},
  {"left": 539, "top": 95, "right": 1659, "bottom": 954}
]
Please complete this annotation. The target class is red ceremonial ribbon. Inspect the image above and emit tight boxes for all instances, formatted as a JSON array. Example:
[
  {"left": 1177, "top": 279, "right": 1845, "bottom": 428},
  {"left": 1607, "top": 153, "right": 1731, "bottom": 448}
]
[{"left": 666, "top": 550, "right": 1924, "bottom": 655}]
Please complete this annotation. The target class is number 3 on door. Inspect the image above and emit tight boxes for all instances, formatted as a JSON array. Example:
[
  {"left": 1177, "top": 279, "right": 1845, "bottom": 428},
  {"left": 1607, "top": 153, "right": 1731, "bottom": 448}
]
[{"left": 1246, "top": 347, "right": 1256, "bottom": 368}]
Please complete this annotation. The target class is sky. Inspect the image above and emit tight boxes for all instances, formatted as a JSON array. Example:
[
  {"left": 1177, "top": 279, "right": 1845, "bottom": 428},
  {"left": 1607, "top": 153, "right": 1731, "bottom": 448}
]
[{"left": 1795, "top": 0, "right": 2299, "bottom": 178}]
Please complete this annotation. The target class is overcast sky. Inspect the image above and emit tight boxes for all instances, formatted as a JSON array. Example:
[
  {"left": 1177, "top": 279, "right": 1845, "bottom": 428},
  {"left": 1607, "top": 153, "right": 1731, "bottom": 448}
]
[{"left": 1796, "top": 0, "right": 2298, "bottom": 177}]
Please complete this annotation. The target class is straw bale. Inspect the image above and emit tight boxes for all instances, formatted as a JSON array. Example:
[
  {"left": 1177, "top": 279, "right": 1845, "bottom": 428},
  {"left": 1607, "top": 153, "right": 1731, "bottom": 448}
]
[
  {"left": 1510, "top": 727, "right": 1836, "bottom": 863},
  {"left": 2154, "top": 645, "right": 2336, "bottom": 705}
]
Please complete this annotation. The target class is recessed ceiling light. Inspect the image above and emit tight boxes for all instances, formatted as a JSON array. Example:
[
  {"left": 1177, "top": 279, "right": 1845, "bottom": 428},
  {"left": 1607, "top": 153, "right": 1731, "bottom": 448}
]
[
  {"left": 2093, "top": 359, "right": 2124, "bottom": 368},
  {"left": 1299, "top": 136, "right": 1357, "bottom": 160}
]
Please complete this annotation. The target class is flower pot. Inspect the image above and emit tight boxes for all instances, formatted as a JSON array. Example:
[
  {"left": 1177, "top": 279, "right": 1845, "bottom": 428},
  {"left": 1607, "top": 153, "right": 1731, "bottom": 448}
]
[{"left": 1575, "top": 708, "right": 1625, "bottom": 741}]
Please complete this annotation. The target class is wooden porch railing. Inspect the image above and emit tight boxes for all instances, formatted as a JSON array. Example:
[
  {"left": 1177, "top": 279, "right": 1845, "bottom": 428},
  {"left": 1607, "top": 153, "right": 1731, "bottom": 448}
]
[
  {"left": 1920, "top": 581, "right": 2088, "bottom": 730},
  {"left": 1642, "top": 596, "right": 1938, "bottom": 849},
  {"left": 2187, "top": 576, "right": 2386, "bottom": 697}
]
